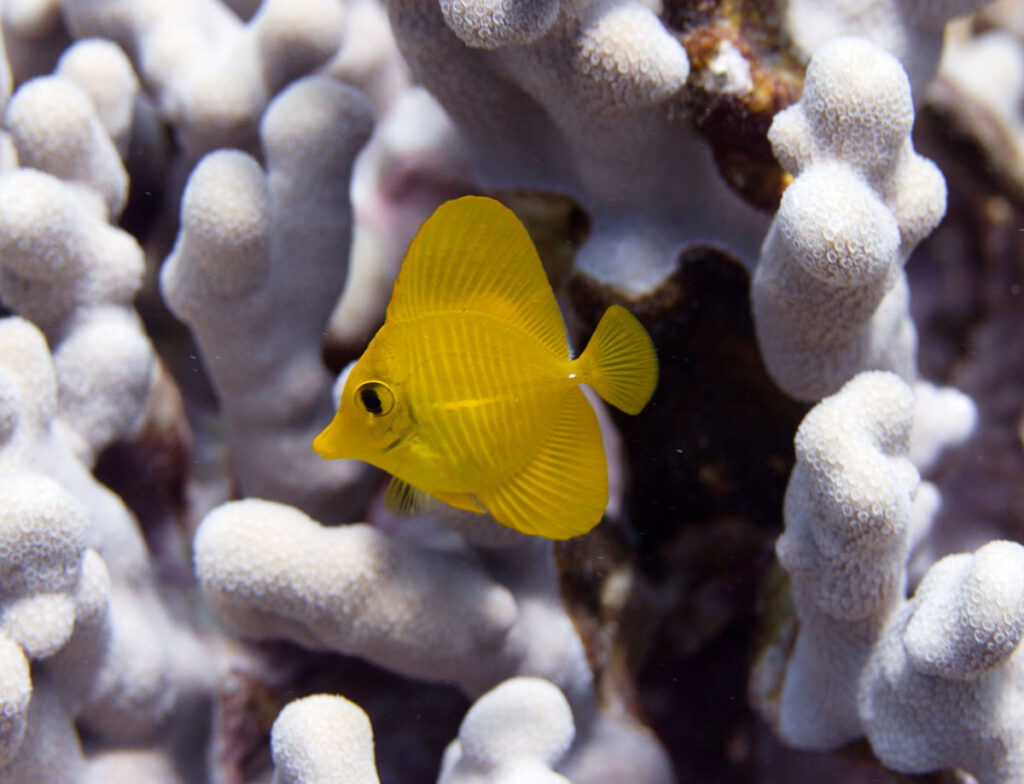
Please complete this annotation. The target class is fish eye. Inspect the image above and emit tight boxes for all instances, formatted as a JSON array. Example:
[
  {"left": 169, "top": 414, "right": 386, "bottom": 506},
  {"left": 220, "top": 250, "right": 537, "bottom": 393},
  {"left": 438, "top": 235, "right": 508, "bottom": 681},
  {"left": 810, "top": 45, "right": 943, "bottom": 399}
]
[{"left": 355, "top": 381, "right": 395, "bottom": 417}]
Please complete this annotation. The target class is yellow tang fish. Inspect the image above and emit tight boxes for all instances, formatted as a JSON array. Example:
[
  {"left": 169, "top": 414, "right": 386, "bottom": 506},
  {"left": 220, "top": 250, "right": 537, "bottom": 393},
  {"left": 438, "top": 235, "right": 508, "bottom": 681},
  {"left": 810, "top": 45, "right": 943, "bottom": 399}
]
[{"left": 313, "top": 196, "right": 657, "bottom": 539}]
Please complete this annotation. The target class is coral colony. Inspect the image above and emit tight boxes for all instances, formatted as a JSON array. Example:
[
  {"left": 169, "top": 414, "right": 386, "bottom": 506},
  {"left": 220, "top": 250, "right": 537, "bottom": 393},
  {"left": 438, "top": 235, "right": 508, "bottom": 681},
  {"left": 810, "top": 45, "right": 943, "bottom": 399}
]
[{"left": 0, "top": 1, "right": 1021, "bottom": 783}]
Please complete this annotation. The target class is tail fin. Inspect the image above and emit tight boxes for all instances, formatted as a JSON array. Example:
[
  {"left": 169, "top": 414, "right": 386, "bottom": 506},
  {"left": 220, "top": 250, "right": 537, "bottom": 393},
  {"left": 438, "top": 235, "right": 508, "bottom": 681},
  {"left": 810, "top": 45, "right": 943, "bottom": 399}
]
[{"left": 579, "top": 305, "right": 658, "bottom": 415}]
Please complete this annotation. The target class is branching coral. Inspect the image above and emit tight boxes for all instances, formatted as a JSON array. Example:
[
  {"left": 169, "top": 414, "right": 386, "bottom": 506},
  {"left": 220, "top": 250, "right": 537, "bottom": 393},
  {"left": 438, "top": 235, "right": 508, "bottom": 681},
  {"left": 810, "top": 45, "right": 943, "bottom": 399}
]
[
  {"left": 194, "top": 495, "right": 675, "bottom": 783},
  {"left": 270, "top": 695, "right": 381, "bottom": 784},
  {"left": 783, "top": 0, "right": 993, "bottom": 96},
  {"left": 439, "top": 677, "right": 575, "bottom": 784},
  {"left": 770, "top": 367, "right": 1024, "bottom": 781},
  {"left": 194, "top": 499, "right": 525, "bottom": 693},
  {"left": 268, "top": 678, "right": 577, "bottom": 784},
  {"left": 860, "top": 540, "right": 1024, "bottom": 784},
  {"left": 752, "top": 36, "right": 947, "bottom": 401},
  {"left": 0, "top": 1, "right": 1017, "bottom": 782},
  {"left": 0, "top": 61, "right": 156, "bottom": 466},
  {"left": 161, "top": 75, "right": 376, "bottom": 523},
  {"left": 385, "top": 0, "right": 769, "bottom": 296},
  {"left": 0, "top": 316, "right": 212, "bottom": 781},
  {"left": 774, "top": 370, "right": 919, "bottom": 749},
  {"left": 61, "top": 0, "right": 347, "bottom": 156}
]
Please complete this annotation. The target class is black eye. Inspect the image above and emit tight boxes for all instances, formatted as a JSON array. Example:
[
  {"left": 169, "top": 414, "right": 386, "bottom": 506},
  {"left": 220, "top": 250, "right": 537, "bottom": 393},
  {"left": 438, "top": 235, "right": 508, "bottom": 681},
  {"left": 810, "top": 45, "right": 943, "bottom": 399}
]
[{"left": 355, "top": 381, "right": 395, "bottom": 416}]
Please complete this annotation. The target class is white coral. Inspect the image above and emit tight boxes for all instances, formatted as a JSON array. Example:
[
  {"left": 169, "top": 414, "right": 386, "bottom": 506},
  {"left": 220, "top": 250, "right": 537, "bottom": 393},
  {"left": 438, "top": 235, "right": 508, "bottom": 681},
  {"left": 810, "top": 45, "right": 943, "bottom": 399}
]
[
  {"left": 193, "top": 498, "right": 523, "bottom": 693},
  {"left": 54, "top": 39, "right": 140, "bottom": 159},
  {"left": 62, "top": 0, "right": 347, "bottom": 156},
  {"left": 753, "top": 37, "right": 947, "bottom": 401},
  {"left": 270, "top": 695, "right": 380, "bottom": 784},
  {"left": 0, "top": 167, "right": 154, "bottom": 464},
  {"left": 783, "top": 0, "right": 992, "bottom": 95},
  {"left": 387, "top": 0, "right": 769, "bottom": 296},
  {"left": 3, "top": 74, "right": 128, "bottom": 217},
  {"left": 775, "top": 370, "right": 918, "bottom": 749},
  {"left": 0, "top": 316, "right": 213, "bottom": 773},
  {"left": 161, "top": 75, "right": 376, "bottom": 523},
  {"left": 0, "top": 472, "right": 104, "bottom": 660},
  {"left": 438, "top": 677, "right": 575, "bottom": 784},
  {"left": 860, "top": 540, "right": 1024, "bottom": 784}
]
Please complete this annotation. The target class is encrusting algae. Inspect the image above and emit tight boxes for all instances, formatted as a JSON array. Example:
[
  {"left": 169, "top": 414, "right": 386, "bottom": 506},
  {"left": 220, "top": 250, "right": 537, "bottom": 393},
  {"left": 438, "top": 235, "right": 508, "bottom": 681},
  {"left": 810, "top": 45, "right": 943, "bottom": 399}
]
[{"left": 314, "top": 196, "right": 658, "bottom": 539}]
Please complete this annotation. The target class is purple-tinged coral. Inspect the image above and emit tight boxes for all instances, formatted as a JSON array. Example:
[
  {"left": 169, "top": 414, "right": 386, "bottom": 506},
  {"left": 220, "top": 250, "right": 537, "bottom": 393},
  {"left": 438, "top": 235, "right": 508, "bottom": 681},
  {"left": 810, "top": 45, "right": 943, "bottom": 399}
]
[
  {"left": 932, "top": 27, "right": 1024, "bottom": 190},
  {"left": 62, "top": 0, "right": 346, "bottom": 156},
  {"left": 162, "top": 76, "right": 375, "bottom": 523},
  {"left": 0, "top": 472, "right": 105, "bottom": 660},
  {"left": 752, "top": 37, "right": 947, "bottom": 401},
  {"left": 0, "top": 634, "right": 30, "bottom": 766},
  {"left": 386, "top": 0, "right": 769, "bottom": 296}
]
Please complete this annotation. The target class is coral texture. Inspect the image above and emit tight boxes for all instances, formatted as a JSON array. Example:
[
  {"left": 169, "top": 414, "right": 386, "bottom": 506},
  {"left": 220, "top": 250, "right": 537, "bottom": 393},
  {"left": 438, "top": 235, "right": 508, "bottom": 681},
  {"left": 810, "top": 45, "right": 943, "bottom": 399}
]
[
  {"left": 0, "top": 316, "right": 212, "bottom": 783},
  {"left": 0, "top": 1, "right": 1019, "bottom": 783},
  {"left": 270, "top": 695, "right": 381, "bottom": 784},
  {"left": 752, "top": 36, "right": 947, "bottom": 401},
  {"left": 783, "top": 0, "right": 992, "bottom": 96},
  {"left": 61, "top": 0, "right": 347, "bottom": 156},
  {"left": 161, "top": 75, "right": 376, "bottom": 523},
  {"left": 774, "top": 370, "right": 918, "bottom": 749},
  {"left": 439, "top": 677, "right": 575, "bottom": 784},
  {"left": 385, "top": 0, "right": 769, "bottom": 296},
  {"left": 0, "top": 65, "right": 156, "bottom": 465},
  {"left": 860, "top": 540, "right": 1024, "bottom": 784}
]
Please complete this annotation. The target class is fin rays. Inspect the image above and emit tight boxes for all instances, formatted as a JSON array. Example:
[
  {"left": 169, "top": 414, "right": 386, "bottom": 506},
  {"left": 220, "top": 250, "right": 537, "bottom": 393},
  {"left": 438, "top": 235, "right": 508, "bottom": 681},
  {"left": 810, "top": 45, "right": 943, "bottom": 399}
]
[
  {"left": 387, "top": 197, "right": 569, "bottom": 357},
  {"left": 478, "top": 388, "right": 607, "bottom": 539},
  {"left": 579, "top": 305, "right": 658, "bottom": 415}
]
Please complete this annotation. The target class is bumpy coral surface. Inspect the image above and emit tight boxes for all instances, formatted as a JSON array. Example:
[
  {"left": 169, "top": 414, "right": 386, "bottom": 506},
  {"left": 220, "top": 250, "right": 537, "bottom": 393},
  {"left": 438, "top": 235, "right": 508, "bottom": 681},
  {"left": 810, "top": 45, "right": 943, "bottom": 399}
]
[
  {"left": 752, "top": 36, "right": 947, "bottom": 401},
  {"left": 861, "top": 541, "right": 1024, "bottom": 784},
  {"left": 774, "top": 370, "right": 918, "bottom": 749},
  {"left": 438, "top": 677, "right": 575, "bottom": 784},
  {"left": 161, "top": 75, "right": 376, "bottom": 523},
  {"left": 386, "top": 0, "right": 770, "bottom": 296},
  {"left": 270, "top": 695, "right": 381, "bottom": 784},
  {"left": 0, "top": 1, "right": 1020, "bottom": 783}
]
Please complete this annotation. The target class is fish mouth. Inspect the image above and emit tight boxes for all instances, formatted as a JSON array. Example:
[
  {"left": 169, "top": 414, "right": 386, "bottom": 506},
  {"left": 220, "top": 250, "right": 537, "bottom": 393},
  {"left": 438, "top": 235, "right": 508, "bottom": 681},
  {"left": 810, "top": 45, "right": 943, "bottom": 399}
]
[{"left": 312, "top": 428, "right": 348, "bottom": 459}]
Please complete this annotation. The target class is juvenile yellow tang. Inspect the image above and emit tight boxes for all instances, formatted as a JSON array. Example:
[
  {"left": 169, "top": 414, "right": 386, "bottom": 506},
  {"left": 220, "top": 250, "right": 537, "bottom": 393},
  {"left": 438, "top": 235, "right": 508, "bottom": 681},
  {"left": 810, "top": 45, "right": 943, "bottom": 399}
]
[{"left": 313, "top": 196, "right": 657, "bottom": 539}]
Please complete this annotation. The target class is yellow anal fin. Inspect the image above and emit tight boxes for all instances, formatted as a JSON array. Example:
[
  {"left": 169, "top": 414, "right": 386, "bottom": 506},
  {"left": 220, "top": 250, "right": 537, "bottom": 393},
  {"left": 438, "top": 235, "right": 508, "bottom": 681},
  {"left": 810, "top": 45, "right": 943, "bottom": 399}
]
[
  {"left": 385, "top": 476, "right": 485, "bottom": 516},
  {"left": 579, "top": 304, "right": 658, "bottom": 415},
  {"left": 477, "top": 388, "right": 607, "bottom": 540},
  {"left": 432, "top": 490, "right": 486, "bottom": 514}
]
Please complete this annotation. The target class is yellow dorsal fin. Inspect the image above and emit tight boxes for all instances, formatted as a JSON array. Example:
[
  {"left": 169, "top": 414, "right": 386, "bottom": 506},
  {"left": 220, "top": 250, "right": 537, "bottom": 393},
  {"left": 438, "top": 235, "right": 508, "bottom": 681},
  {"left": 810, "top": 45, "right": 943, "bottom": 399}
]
[
  {"left": 387, "top": 196, "right": 569, "bottom": 357},
  {"left": 578, "top": 305, "right": 658, "bottom": 415},
  {"left": 477, "top": 388, "right": 607, "bottom": 540}
]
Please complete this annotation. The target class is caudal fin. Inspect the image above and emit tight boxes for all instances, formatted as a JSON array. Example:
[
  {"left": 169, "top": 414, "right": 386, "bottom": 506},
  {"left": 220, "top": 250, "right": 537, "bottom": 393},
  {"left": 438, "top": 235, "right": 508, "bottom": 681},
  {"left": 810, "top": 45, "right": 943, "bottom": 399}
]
[{"left": 579, "top": 305, "right": 657, "bottom": 415}]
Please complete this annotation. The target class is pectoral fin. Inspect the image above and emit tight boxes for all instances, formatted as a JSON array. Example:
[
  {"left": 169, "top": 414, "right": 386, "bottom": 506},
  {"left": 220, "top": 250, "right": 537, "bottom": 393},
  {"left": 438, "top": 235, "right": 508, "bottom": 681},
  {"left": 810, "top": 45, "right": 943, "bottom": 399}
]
[{"left": 385, "top": 476, "right": 486, "bottom": 516}]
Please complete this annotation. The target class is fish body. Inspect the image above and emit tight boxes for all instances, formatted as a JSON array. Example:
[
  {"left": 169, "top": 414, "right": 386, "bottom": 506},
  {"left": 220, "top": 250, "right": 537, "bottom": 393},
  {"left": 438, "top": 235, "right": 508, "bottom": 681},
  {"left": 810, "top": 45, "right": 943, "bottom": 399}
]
[{"left": 314, "top": 196, "right": 657, "bottom": 539}]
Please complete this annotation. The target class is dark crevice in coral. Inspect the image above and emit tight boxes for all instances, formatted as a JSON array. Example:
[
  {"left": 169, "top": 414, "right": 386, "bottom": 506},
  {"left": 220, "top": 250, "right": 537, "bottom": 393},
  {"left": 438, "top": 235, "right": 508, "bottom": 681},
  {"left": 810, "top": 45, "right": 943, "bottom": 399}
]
[
  {"left": 216, "top": 643, "right": 469, "bottom": 784},
  {"left": 564, "top": 249, "right": 809, "bottom": 780},
  {"left": 664, "top": 0, "right": 804, "bottom": 211}
]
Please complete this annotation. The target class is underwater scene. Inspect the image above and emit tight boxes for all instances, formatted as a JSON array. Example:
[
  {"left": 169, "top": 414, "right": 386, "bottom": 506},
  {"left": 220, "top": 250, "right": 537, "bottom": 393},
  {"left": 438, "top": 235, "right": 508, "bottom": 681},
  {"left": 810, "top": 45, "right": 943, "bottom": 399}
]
[{"left": 0, "top": 0, "right": 1022, "bottom": 782}]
